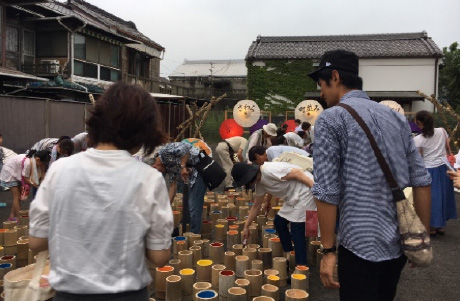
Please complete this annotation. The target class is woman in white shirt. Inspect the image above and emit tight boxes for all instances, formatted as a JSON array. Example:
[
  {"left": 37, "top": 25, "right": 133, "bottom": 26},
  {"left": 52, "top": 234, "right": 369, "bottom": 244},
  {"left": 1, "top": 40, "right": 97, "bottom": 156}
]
[
  {"left": 29, "top": 82, "right": 173, "bottom": 301},
  {"left": 414, "top": 110, "right": 456, "bottom": 236}
]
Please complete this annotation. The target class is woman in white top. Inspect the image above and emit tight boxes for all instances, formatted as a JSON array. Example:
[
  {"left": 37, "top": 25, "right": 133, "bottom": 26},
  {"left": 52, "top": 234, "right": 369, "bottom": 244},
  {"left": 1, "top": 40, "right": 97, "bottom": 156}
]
[
  {"left": 0, "top": 150, "right": 50, "bottom": 218},
  {"left": 29, "top": 82, "right": 173, "bottom": 301},
  {"left": 414, "top": 110, "right": 457, "bottom": 236}
]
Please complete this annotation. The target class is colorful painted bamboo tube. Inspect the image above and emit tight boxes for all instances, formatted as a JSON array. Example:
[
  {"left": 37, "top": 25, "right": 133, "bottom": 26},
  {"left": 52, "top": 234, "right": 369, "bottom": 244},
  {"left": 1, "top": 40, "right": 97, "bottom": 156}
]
[
  {"left": 190, "top": 246, "right": 202, "bottom": 267},
  {"left": 179, "top": 268, "right": 195, "bottom": 296},
  {"left": 2, "top": 245, "right": 17, "bottom": 256},
  {"left": 251, "top": 259, "right": 264, "bottom": 271},
  {"left": 0, "top": 255, "right": 16, "bottom": 270},
  {"left": 243, "top": 269, "right": 263, "bottom": 297},
  {"left": 166, "top": 275, "right": 182, "bottom": 301},
  {"left": 202, "top": 206, "right": 208, "bottom": 220},
  {"left": 258, "top": 248, "right": 273, "bottom": 270},
  {"left": 226, "top": 216, "right": 237, "bottom": 226},
  {"left": 215, "top": 224, "right": 225, "bottom": 242},
  {"left": 210, "top": 203, "right": 220, "bottom": 212},
  {"left": 291, "top": 273, "right": 308, "bottom": 291},
  {"left": 172, "top": 211, "right": 181, "bottom": 227},
  {"left": 294, "top": 266, "right": 310, "bottom": 289},
  {"left": 224, "top": 251, "right": 236, "bottom": 271},
  {"left": 308, "top": 241, "right": 321, "bottom": 267},
  {"left": 0, "top": 263, "right": 13, "bottom": 278},
  {"left": 168, "top": 259, "right": 181, "bottom": 275},
  {"left": 268, "top": 238, "right": 282, "bottom": 258},
  {"left": 201, "top": 221, "right": 213, "bottom": 240},
  {"left": 263, "top": 269, "right": 279, "bottom": 284},
  {"left": 178, "top": 250, "right": 193, "bottom": 269},
  {"left": 196, "top": 289, "right": 218, "bottom": 301},
  {"left": 211, "top": 211, "right": 222, "bottom": 225},
  {"left": 289, "top": 251, "right": 297, "bottom": 272},
  {"left": 272, "top": 257, "right": 287, "bottom": 287},
  {"left": 235, "top": 255, "right": 249, "bottom": 278},
  {"left": 227, "top": 230, "right": 240, "bottom": 247},
  {"left": 173, "top": 236, "right": 187, "bottom": 255},
  {"left": 267, "top": 275, "right": 280, "bottom": 287},
  {"left": 235, "top": 197, "right": 246, "bottom": 208},
  {"left": 217, "top": 219, "right": 229, "bottom": 233},
  {"left": 193, "top": 282, "right": 212, "bottom": 301},
  {"left": 285, "top": 289, "right": 309, "bottom": 301},
  {"left": 219, "top": 270, "right": 235, "bottom": 298},
  {"left": 0, "top": 247, "right": 3, "bottom": 257},
  {"left": 202, "top": 239, "right": 211, "bottom": 258},
  {"left": 211, "top": 264, "right": 226, "bottom": 289},
  {"left": 209, "top": 243, "right": 224, "bottom": 264},
  {"left": 234, "top": 221, "right": 245, "bottom": 233},
  {"left": 242, "top": 247, "right": 257, "bottom": 263},
  {"left": 228, "top": 287, "right": 247, "bottom": 301},
  {"left": 263, "top": 233, "right": 277, "bottom": 248},
  {"left": 154, "top": 266, "right": 174, "bottom": 299},
  {"left": 196, "top": 259, "right": 213, "bottom": 282},
  {"left": 3, "top": 230, "right": 17, "bottom": 247},
  {"left": 232, "top": 244, "right": 244, "bottom": 256},
  {"left": 254, "top": 297, "right": 275, "bottom": 301}
]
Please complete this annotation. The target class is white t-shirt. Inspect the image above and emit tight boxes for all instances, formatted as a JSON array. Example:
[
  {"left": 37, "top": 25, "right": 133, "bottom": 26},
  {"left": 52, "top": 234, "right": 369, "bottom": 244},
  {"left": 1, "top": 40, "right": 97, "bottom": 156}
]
[
  {"left": 266, "top": 146, "right": 309, "bottom": 161},
  {"left": 29, "top": 148, "right": 173, "bottom": 294},
  {"left": 414, "top": 128, "right": 447, "bottom": 168},
  {"left": 255, "top": 162, "right": 316, "bottom": 222},
  {"left": 0, "top": 154, "right": 30, "bottom": 182},
  {"left": 284, "top": 132, "right": 304, "bottom": 148}
]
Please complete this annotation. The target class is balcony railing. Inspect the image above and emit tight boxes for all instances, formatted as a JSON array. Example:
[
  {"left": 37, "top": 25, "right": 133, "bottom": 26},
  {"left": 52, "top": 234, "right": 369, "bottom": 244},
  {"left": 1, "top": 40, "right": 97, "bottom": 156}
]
[{"left": 22, "top": 63, "right": 61, "bottom": 76}]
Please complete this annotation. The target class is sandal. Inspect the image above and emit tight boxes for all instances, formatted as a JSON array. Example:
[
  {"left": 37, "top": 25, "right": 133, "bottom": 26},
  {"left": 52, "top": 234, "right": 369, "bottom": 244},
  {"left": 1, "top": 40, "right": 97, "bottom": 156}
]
[
  {"left": 429, "top": 230, "right": 437, "bottom": 237},
  {"left": 436, "top": 228, "right": 445, "bottom": 236}
]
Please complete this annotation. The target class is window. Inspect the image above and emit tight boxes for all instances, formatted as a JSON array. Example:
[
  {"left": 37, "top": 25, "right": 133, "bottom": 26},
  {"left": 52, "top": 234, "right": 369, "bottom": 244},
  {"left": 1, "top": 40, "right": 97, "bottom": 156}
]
[
  {"left": 36, "top": 31, "right": 67, "bottom": 57},
  {"left": 129, "top": 50, "right": 150, "bottom": 78},
  {"left": 6, "top": 26, "right": 19, "bottom": 69},
  {"left": 74, "top": 60, "right": 97, "bottom": 79},
  {"left": 74, "top": 34, "right": 85, "bottom": 59}
]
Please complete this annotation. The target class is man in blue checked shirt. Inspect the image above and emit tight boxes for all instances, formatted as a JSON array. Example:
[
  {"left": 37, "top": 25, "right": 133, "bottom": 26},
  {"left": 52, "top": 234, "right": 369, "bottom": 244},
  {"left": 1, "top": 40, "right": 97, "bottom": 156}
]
[{"left": 309, "top": 50, "right": 431, "bottom": 301}]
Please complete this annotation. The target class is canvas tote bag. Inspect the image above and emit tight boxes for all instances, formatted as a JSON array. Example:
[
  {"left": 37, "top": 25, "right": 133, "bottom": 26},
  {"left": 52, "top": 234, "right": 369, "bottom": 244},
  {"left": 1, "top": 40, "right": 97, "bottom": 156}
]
[
  {"left": 337, "top": 103, "right": 433, "bottom": 267},
  {"left": 4, "top": 250, "right": 55, "bottom": 301}
]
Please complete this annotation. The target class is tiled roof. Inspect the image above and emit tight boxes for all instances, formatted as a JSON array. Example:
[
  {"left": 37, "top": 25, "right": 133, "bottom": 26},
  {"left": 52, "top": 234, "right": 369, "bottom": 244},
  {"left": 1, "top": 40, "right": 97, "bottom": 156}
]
[
  {"left": 170, "top": 60, "right": 247, "bottom": 78},
  {"left": 246, "top": 32, "right": 443, "bottom": 60},
  {"left": 37, "top": 0, "right": 164, "bottom": 51}
]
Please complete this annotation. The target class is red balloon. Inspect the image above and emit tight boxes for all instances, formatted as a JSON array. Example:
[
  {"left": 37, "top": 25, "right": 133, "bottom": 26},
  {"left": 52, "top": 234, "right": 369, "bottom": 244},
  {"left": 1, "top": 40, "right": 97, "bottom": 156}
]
[
  {"left": 282, "top": 120, "right": 297, "bottom": 133},
  {"left": 219, "top": 119, "right": 244, "bottom": 140}
]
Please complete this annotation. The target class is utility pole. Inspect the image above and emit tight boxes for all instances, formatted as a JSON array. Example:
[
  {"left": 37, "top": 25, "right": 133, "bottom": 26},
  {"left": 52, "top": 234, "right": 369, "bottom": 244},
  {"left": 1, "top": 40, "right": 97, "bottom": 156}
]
[{"left": 209, "top": 62, "right": 214, "bottom": 98}]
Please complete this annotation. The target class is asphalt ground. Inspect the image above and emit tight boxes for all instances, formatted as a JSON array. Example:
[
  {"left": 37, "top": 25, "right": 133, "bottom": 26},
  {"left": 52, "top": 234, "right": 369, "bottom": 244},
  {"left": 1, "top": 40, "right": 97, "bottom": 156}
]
[{"left": 1, "top": 162, "right": 459, "bottom": 300}]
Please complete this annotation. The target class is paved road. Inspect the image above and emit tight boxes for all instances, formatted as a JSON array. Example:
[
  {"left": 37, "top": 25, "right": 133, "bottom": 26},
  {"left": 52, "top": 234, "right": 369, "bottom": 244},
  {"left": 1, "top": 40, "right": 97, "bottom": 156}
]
[{"left": 1, "top": 187, "right": 459, "bottom": 300}]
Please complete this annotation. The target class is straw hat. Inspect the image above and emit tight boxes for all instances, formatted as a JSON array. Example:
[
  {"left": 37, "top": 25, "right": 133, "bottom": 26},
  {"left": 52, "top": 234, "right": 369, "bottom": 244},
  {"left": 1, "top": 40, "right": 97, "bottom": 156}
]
[{"left": 262, "top": 123, "right": 277, "bottom": 137}]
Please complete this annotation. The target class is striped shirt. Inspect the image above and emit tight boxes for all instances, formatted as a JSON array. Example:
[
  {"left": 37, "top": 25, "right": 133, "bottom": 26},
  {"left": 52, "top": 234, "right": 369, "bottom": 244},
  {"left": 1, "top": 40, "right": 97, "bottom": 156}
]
[{"left": 312, "top": 90, "right": 431, "bottom": 262}]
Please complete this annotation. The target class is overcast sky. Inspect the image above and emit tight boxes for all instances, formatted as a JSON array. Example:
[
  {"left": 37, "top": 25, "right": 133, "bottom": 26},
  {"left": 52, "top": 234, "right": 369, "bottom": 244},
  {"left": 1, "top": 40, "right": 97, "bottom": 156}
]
[{"left": 76, "top": 0, "right": 459, "bottom": 77}]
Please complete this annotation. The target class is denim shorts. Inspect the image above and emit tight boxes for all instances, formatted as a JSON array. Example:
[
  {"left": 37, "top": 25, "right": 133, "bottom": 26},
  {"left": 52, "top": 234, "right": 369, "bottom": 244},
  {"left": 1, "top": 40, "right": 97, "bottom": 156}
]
[{"left": 0, "top": 180, "right": 20, "bottom": 188}]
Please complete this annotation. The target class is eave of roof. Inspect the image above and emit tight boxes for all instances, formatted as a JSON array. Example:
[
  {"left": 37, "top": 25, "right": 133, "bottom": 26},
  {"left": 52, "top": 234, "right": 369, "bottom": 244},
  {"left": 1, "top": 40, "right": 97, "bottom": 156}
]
[{"left": 0, "top": 67, "right": 49, "bottom": 82}]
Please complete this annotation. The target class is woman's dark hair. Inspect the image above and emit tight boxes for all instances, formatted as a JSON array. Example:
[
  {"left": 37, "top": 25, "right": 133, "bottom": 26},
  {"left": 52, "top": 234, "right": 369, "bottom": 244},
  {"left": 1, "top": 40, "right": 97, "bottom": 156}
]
[
  {"left": 58, "top": 138, "right": 74, "bottom": 157},
  {"left": 271, "top": 135, "right": 286, "bottom": 146},
  {"left": 295, "top": 119, "right": 301, "bottom": 124},
  {"left": 86, "top": 82, "right": 167, "bottom": 155},
  {"left": 316, "top": 68, "right": 363, "bottom": 90},
  {"left": 301, "top": 122, "right": 311, "bottom": 131},
  {"left": 297, "top": 131, "right": 306, "bottom": 138},
  {"left": 415, "top": 110, "right": 434, "bottom": 138},
  {"left": 27, "top": 150, "right": 51, "bottom": 164},
  {"left": 248, "top": 146, "right": 266, "bottom": 163}
]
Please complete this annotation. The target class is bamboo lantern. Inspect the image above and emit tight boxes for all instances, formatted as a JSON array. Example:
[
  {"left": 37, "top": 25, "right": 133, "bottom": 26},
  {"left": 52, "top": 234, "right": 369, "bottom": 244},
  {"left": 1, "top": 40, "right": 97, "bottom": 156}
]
[
  {"left": 28, "top": 248, "right": 37, "bottom": 265},
  {"left": 202, "top": 239, "right": 210, "bottom": 258},
  {"left": 210, "top": 211, "right": 222, "bottom": 225},
  {"left": 316, "top": 249, "right": 323, "bottom": 270},
  {"left": 238, "top": 206, "right": 249, "bottom": 221},
  {"left": 0, "top": 263, "right": 13, "bottom": 279},
  {"left": 289, "top": 251, "right": 296, "bottom": 272},
  {"left": 261, "top": 283, "right": 279, "bottom": 300},
  {"left": 173, "top": 236, "right": 187, "bottom": 255},
  {"left": 205, "top": 199, "right": 214, "bottom": 212},
  {"left": 179, "top": 268, "right": 195, "bottom": 297},
  {"left": 252, "top": 259, "right": 263, "bottom": 271},
  {"left": 226, "top": 216, "right": 237, "bottom": 226},
  {"left": 234, "top": 279, "right": 250, "bottom": 295},
  {"left": 201, "top": 221, "right": 213, "bottom": 240},
  {"left": 228, "top": 287, "right": 247, "bottom": 301},
  {"left": 232, "top": 244, "right": 244, "bottom": 256},
  {"left": 178, "top": 250, "right": 193, "bottom": 269},
  {"left": 2, "top": 221, "right": 16, "bottom": 230},
  {"left": 196, "top": 259, "right": 213, "bottom": 282},
  {"left": 308, "top": 241, "right": 321, "bottom": 267},
  {"left": 333, "top": 264, "right": 339, "bottom": 283},
  {"left": 272, "top": 257, "right": 287, "bottom": 287},
  {"left": 154, "top": 266, "right": 174, "bottom": 299},
  {"left": 254, "top": 297, "right": 275, "bottom": 301},
  {"left": 215, "top": 224, "right": 225, "bottom": 242},
  {"left": 291, "top": 273, "right": 308, "bottom": 291},
  {"left": 202, "top": 206, "right": 208, "bottom": 220},
  {"left": 264, "top": 269, "right": 279, "bottom": 284},
  {"left": 0, "top": 247, "right": 3, "bottom": 257},
  {"left": 0, "top": 255, "right": 16, "bottom": 270},
  {"left": 258, "top": 248, "right": 273, "bottom": 270},
  {"left": 268, "top": 238, "right": 283, "bottom": 258},
  {"left": 242, "top": 247, "right": 257, "bottom": 262},
  {"left": 218, "top": 270, "right": 235, "bottom": 298},
  {"left": 257, "top": 215, "right": 268, "bottom": 232},
  {"left": 210, "top": 203, "right": 220, "bottom": 212},
  {"left": 3, "top": 230, "right": 17, "bottom": 247},
  {"left": 221, "top": 206, "right": 230, "bottom": 218},
  {"left": 294, "top": 266, "right": 310, "bottom": 284},
  {"left": 217, "top": 219, "right": 229, "bottom": 233},
  {"left": 3, "top": 245, "right": 17, "bottom": 256},
  {"left": 235, "top": 197, "right": 245, "bottom": 208},
  {"left": 166, "top": 275, "right": 182, "bottom": 301},
  {"left": 228, "top": 204, "right": 237, "bottom": 218},
  {"left": 262, "top": 225, "right": 275, "bottom": 237},
  {"left": 263, "top": 233, "right": 277, "bottom": 248},
  {"left": 248, "top": 226, "right": 258, "bottom": 244},
  {"left": 234, "top": 221, "right": 245, "bottom": 233},
  {"left": 193, "top": 282, "right": 212, "bottom": 301},
  {"left": 285, "top": 289, "right": 309, "bottom": 301},
  {"left": 211, "top": 264, "right": 226, "bottom": 289},
  {"left": 0, "top": 229, "right": 5, "bottom": 245},
  {"left": 218, "top": 199, "right": 229, "bottom": 210},
  {"left": 196, "top": 290, "right": 218, "bottom": 301},
  {"left": 16, "top": 241, "right": 28, "bottom": 268},
  {"left": 267, "top": 275, "right": 280, "bottom": 287},
  {"left": 224, "top": 251, "right": 236, "bottom": 271},
  {"left": 168, "top": 259, "right": 181, "bottom": 275},
  {"left": 235, "top": 255, "right": 249, "bottom": 278},
  {"left": 227, "top": 230, "right": 240, "bottom": 247},
  {"left": 243, "top": 269, "right": 263, "bottom": 297},
  {"left": 194, "top": 240, "right": 204, "bottom": 250},
  {"left": 209, "top": 243, "right": 224, "bottom": 264},
  {"left": 189, "top": 234, "right": 202, "bottom": 246},
  {"left": 13, "top": 225, "right": 28, "bottom": 238},
  {"left": 172, "top": 211, "right": 181, "bottom": 227},
  {"left": 190, "top": 246, "right": 202, "bottom": 268}
]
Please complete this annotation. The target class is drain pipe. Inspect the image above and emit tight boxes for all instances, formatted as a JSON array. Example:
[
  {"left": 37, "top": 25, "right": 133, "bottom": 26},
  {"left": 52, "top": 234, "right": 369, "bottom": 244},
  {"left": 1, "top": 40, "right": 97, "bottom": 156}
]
[{"left": 57, "top": 17, "right": 87, "bottom": 80}]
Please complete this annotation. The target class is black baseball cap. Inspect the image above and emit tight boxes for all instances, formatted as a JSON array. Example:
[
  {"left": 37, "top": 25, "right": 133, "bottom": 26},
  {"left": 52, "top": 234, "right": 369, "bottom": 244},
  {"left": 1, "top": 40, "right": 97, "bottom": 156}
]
[
  {"left": 231, "top": 163, "right": 260, "bottom": 188},
  {"left": 308, "top": 49, "right": 359, "bottom": 82}
]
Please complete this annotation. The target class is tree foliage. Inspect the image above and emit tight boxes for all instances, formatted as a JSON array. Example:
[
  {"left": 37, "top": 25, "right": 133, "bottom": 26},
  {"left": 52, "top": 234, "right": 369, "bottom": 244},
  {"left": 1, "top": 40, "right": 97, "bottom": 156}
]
[{"left": 439, "top": 42, "right": 460, "bottom": 110}]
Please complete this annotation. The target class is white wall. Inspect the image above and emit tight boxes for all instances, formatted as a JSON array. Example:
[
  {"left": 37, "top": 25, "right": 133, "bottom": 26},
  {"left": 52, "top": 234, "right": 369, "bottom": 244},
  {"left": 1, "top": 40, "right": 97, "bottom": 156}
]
[{"left": 360, "top": 58, "right": 439, "bottom": 112}]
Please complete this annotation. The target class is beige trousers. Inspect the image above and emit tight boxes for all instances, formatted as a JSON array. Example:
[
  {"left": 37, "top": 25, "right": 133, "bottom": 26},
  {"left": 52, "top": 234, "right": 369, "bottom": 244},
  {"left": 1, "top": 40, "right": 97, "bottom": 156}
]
[{"left": 216, "top": 142, "right": 234, "bottom": 188}]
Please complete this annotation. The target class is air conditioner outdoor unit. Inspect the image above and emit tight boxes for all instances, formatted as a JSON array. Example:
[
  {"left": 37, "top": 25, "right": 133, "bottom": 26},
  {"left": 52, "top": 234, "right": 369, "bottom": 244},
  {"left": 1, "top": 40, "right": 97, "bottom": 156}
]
[{"left": 41, "top": 59, "right": 60, "bottom": 74}]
